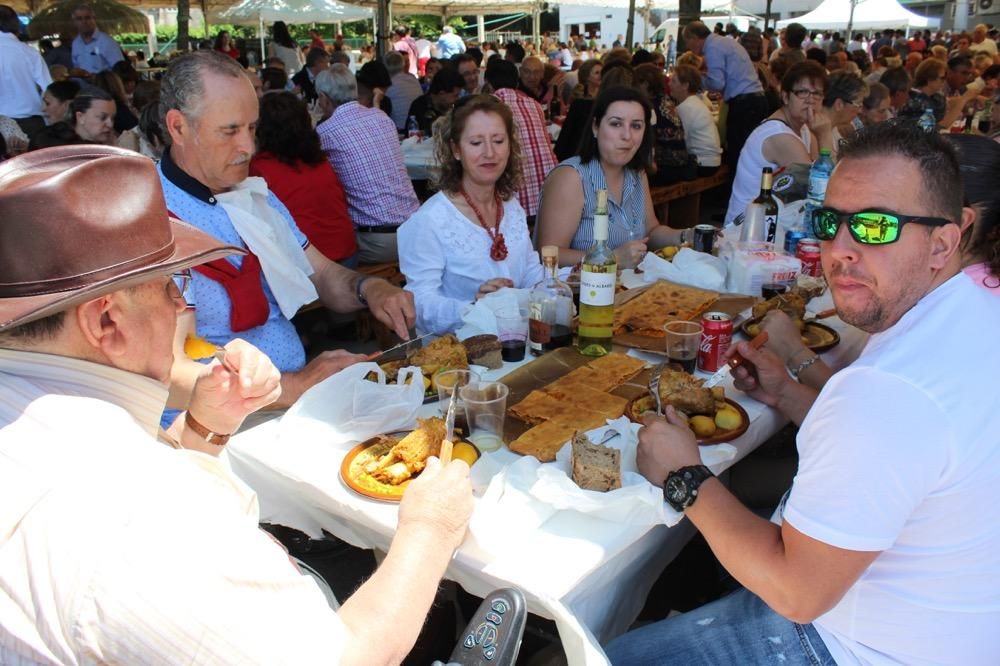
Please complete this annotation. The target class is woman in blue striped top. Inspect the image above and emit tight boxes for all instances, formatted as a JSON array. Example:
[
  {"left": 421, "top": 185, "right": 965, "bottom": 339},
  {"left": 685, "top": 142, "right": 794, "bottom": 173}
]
[{"left": 536, "top": 85, "right": 686, "bottom": 268}]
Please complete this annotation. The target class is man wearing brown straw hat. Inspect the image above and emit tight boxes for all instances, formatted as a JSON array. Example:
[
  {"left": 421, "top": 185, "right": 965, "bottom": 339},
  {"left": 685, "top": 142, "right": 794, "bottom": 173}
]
[{"left": 0, "top": 146, "right": 473, "bottom": 663}]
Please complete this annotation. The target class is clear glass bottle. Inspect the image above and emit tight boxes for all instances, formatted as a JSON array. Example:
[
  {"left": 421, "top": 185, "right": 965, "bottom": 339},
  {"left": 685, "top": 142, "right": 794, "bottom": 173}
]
[
  {"left": 529, "top": 245, "right": 575, "bottom": 356},
  {"left": 578, "top": 189, "right": 617, "bottom": 357}
]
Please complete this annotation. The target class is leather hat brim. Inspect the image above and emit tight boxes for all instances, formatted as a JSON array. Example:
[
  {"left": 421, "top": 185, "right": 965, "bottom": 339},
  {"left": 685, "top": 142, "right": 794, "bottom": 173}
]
[{"left": 0, "top": 217, "right": 245, "bottom": 332}]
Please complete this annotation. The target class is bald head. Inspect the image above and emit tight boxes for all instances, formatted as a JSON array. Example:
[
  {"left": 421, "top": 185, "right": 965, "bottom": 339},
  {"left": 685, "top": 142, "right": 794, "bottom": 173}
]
[{"left": 520, "top": 56, "right": 544, "bottom": 91}]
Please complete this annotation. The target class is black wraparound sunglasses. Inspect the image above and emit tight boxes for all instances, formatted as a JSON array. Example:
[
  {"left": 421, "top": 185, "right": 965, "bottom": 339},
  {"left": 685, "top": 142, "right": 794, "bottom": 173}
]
[{"left": 812, "top": 207, "right": 955, "bottom": 244}]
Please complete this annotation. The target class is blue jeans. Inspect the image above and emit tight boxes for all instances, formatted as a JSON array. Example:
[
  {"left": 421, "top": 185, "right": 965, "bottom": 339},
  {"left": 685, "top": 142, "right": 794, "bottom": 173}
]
[{"left": 604, "top": 588, "right": 836, "bottom": 665}]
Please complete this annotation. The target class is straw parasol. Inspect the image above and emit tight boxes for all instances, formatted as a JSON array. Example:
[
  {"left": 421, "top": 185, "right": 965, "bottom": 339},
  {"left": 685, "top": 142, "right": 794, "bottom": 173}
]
[{"left": 28, "top": 0, "right": 150, "bottom": 39}]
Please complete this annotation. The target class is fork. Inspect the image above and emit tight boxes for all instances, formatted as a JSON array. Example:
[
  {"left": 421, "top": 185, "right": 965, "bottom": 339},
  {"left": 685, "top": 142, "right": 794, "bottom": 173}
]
[{"left": 648, "top": 361, "right": 666, "bottom": 417}]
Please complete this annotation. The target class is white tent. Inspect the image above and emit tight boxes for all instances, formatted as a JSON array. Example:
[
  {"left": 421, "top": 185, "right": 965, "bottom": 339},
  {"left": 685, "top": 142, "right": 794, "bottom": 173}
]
[
  {"left": 220, "top": 0, "right": 371, "bottom": 60},
  {"left": 220, "top": 0, "right": 372, "bottom": 24},
  {"left": 775, "top": 0, "right": 938, "bottom": 31}
]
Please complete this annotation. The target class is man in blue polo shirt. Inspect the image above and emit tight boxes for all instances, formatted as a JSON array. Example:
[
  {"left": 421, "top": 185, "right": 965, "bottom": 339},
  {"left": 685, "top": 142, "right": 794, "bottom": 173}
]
[
  {"left": 70, "top": 3, "right": 123, "bottom": 74},
  {"left": 682, "top": 20, "right": 768, "bottom": 169},
  {"left": 158, "top": 51, "right": 415, "bottom": 414}
]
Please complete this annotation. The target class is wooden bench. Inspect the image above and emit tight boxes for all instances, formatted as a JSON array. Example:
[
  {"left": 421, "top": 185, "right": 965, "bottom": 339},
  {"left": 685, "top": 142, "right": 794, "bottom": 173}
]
[
  {"left": 354, "top": 262, "right": 405, "bottom": 348},
  {"left": 650, "top": 164, "right": 731, "bottom": 228},
  {"left": 295, "top": 261, "right": 405, "bottom": 351}
]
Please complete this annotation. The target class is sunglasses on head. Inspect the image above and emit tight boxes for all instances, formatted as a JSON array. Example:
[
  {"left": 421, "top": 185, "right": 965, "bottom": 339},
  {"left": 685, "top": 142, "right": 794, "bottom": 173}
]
[{"left": 812, "top": 207, "right": 955, "bottom": 245}]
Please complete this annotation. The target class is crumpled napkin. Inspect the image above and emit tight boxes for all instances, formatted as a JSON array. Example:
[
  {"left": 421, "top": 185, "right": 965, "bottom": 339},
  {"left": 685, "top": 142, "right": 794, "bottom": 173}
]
[
  {"left": 469, "top": 417, "right": 739, "bottom": 551},
  {"left": 622, "top": 248, "right": 727, "bottom": 291},
  {"left": 455, "top": 287, "right": 530, "bottom": 340}
]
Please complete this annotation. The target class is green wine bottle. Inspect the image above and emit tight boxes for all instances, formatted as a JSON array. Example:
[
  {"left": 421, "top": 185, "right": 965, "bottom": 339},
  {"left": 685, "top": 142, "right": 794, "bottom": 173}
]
[{"left": 578, "top": 189, "right": 616, "bottom": 357}]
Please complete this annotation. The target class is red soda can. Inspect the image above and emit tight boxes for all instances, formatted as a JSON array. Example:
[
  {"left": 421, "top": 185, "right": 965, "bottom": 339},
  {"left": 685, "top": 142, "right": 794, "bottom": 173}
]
[
  {"left": 698, "top": 312, "right": 733, "bottom": 373},
  {"left": 796, "top": 240, "right": 822, "bottom": 277}
]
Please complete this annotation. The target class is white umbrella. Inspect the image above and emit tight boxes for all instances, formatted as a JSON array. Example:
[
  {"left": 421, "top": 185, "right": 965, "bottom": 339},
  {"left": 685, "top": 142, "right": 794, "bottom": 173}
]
[{"left": 220, "top": 0, "right": 373, "bottom": 57}]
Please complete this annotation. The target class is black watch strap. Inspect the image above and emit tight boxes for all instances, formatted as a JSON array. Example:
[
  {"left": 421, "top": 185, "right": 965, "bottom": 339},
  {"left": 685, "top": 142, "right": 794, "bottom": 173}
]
[{"left": 663, "top": 464, "right": 714, "bottom": 512}]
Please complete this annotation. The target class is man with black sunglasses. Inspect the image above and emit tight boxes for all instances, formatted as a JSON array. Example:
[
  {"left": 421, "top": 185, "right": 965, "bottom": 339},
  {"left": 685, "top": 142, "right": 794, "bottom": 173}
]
[{"left": 606, "top": 123, "right": 1000, "bottom": 664}]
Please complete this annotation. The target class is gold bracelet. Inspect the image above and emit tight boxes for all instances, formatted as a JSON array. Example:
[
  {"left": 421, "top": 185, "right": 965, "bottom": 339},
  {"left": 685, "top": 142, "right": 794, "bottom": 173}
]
[{"left": 184, "top": 410, "right": 232, "bottom": 446}]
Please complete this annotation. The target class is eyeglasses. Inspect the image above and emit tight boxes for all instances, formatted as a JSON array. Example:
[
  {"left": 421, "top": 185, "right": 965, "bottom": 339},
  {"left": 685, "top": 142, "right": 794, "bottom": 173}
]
[
  {"left": 171, "top": 271, "right": 191, "bottom": 300},
  {"left": 791, "top": 89, "right": 824, "bottom": 100},
  {"left": 812, "top": 207, "right": 955, "bottom": 244}
]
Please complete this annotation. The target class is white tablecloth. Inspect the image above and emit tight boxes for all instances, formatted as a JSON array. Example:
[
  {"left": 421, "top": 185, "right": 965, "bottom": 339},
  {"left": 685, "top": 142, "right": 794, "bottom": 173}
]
[{"left": 228, "top": 300, "right": 867, "bottom": 665}]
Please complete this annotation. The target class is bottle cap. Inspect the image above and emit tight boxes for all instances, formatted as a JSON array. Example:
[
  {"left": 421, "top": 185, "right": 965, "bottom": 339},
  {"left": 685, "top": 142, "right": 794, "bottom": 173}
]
[
  {"left": 596, "top": 189, "right": 608, "bottom": 213},
  {"left": 541, "top": 245, "right": 559, "bottom": 259},
  {"left": 820, "top": 148, "right": 832, "bottom": 156}
]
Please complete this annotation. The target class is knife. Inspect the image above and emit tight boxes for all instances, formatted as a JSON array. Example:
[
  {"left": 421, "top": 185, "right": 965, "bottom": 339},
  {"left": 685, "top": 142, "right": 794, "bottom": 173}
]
[
  {"left": 365, "top": 331, "right": 434, "bottom": 362},
  {"left": 441, "top": 387, "right": 459, "bottom": 464},
  {"left": 702, "top": 332, "right": 769, "bottom": 388}
]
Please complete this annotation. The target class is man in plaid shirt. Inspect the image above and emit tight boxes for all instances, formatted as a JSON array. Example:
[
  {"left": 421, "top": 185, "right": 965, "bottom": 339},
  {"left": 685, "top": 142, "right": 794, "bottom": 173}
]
[
  {"left": 316, "top": 65, "right": 419, "bottom": 264},
  {"left": 485, "top": 60, "right": 557, "bottom": 222}
]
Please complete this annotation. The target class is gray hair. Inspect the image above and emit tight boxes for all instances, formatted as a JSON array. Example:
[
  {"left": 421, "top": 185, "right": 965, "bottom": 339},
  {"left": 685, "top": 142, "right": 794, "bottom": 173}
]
[
  {"left": 158, "top": 51, "right": 247, "bottom": 138},
  {"left": 315, "top": 64, "right": 357, "bottom": 106},
  {"left": 330, "top": 50, "right": 351, "bottom": 67},
  {"left": 384, "top": 51, "right": 405, "bottom": 76}
]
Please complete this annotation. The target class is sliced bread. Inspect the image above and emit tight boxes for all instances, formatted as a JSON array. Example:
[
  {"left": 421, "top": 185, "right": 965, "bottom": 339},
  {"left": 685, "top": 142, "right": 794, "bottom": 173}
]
[{"left": 571, "top": 432, "right": 622, "bottom": 492}]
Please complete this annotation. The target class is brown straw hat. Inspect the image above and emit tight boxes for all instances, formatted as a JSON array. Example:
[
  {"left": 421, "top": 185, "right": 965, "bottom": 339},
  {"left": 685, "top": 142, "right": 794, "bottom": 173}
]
[{"left": 0, "top": 145, "right": 244, "bottom": 332}]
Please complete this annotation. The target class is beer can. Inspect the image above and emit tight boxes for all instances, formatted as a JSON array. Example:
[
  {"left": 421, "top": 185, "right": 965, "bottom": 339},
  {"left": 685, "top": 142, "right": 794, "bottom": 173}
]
[
  {"left": 692, "top": 224, "right": 716, "bottom": 254},
  {"left": 784, "top": 230, "right": 807, "bottom": 256},
  {"left": 796, "top": 239, "right": 822, "bottom": 277},
  {"left": 698, "top": 312, "right": 733, "bottom": 373}
]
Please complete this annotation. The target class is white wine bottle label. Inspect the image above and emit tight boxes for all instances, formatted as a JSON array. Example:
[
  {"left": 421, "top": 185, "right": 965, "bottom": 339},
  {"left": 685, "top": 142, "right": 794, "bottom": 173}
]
[{"left": 580, "top": 271, "right": 615, "bottom": 306}]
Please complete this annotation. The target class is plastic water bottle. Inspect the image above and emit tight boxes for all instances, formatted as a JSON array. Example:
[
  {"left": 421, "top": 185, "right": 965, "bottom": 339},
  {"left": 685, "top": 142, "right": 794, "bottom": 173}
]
[
  {"left": 917, "top": 107, "right": 937, "bottom": 133},
  {"left": 406, "top": 115, "right": 421, "bottom": 139},
  {"left": 803, "top": 149, "right": 834, "bottom": 238}
]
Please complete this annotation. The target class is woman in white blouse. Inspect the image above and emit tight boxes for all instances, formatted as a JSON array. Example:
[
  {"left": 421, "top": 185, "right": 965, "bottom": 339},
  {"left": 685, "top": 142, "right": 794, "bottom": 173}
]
[
  {"left": 398, "top": 94, "right": 544, "bottom": 335},
  {"left": 668, "top": 64, "right": 723, "bottom": 176}
]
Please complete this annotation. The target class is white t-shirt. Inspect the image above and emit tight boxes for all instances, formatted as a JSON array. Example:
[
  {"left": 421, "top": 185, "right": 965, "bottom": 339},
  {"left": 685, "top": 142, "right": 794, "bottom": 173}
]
[
  {"left": 675, "top": 96, "right": 722, "bottom": 168},
  {"left": 725, "top": 118, "right": 811, "bottom": 227},
  {"left": 782, "top": 273, "right": 1000, "bottom": 665}
]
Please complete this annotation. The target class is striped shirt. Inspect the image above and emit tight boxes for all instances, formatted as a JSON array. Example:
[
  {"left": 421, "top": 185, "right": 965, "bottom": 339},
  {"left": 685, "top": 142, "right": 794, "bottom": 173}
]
[
  {"left": 494, "top": 87, "right": 557, "bottom": 217},
  {"left": 546, "top": 156, "right": 648, "bottom": 251},
  {"left": 318, "top": 101, "right": 420, "bottom": 229},
  {"left": 0, "top": 349, "right": 345, "bottom": 664}
]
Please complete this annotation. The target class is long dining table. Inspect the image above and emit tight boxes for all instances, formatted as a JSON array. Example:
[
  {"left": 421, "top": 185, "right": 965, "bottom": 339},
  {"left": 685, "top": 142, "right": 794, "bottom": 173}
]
[{"left": 226, "top": 289, "right": 867, "bottom": 665}]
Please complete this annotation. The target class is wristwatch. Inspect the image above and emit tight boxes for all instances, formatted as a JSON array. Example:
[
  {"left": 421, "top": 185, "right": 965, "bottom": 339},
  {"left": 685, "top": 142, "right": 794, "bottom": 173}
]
[
  {"left": 184, "top": 411, "right": 232, "bottom": 446},
  {"left": 663, "top": 465, "right": 714, "bottom": 512}
]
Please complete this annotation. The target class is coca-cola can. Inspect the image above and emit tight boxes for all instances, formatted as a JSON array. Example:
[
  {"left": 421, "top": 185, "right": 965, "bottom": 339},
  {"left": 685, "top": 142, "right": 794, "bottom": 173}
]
[
  {"left": 692, "top": 224, "right": 716, "bottom": 254},
  {"left": 796, "top": 239, "right": 823, "bottom": 277},
  {"left": 698, "top": 312, "right": 733, "bottom": 373}
]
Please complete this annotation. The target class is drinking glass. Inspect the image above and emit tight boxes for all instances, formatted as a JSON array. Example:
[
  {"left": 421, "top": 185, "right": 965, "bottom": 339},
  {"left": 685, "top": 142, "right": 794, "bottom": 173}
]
[
  {"left": 663, "top": 320, "right": 703, "bottom": 373},
  {"left": 436, "top": 369, "right": 480, "bottom": 437},
  {"left": 459, "top": 382, "right": 509, "bottom": 452},
  {"left": 496, "top": 308, "right": 528, "bottom": 362}
]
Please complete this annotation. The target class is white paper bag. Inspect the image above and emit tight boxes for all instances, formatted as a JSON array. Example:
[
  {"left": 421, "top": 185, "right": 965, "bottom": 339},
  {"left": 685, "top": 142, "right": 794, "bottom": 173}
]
[{"left": 279, "top": 361, "right": 426, "bottom": 448}]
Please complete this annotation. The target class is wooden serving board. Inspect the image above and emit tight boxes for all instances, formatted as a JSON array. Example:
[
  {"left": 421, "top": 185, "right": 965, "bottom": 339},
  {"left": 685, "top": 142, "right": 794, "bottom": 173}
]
[
  {"left": 499, "top": 348, "right": 657, "bottom": 444},
  {"left": 613, "top": 281, "right": 757, "bottom": 353}
]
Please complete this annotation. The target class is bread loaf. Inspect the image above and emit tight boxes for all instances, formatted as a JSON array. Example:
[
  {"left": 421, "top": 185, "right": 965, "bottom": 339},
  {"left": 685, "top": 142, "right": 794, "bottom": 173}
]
[
  {"left": 462, "top": 334, "right": 503, "bottom": 369},
  {"left": 571, "top": 432, "right": 622, "bottom": 492}
]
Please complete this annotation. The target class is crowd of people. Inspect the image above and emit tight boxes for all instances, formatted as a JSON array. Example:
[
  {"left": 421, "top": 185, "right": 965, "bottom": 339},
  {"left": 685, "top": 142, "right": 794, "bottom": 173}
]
[{"left": 1, "top": 2, "right": 1000, "bottom": 662}]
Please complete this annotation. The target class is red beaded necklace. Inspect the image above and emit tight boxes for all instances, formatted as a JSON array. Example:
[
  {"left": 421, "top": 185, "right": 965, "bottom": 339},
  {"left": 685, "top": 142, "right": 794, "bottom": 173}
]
[{"left": 459, "top": 187, "right": 508, "bottom": 261}]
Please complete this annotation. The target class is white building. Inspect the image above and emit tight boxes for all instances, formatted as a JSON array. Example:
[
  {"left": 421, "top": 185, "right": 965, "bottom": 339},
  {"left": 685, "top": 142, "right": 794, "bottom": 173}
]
[{"left": 558, "top": 5, "right": 659, "bottom": 48}]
